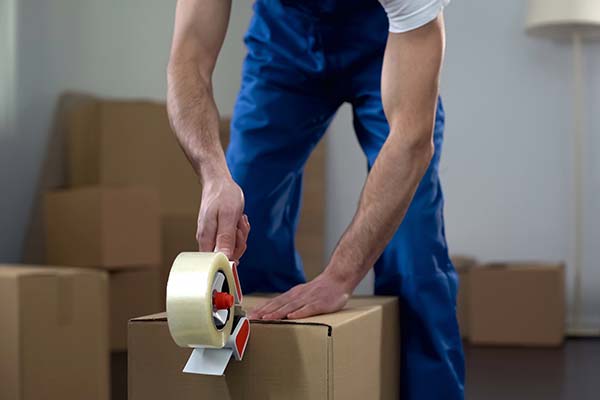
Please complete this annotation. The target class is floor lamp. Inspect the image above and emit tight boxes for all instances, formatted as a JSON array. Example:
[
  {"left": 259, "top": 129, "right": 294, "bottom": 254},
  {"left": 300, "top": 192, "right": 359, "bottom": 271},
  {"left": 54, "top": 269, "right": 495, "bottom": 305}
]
[{"left": 526, "top": 0, "right": 600, "bottom": 335}]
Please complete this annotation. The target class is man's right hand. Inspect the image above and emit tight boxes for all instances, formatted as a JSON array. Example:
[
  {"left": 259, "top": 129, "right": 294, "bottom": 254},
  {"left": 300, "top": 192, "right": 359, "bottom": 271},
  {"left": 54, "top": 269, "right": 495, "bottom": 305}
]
[
  {"left": 196, "top": 177, "right": 250, "bottom": 263},
  {"left": 166, "top": 0, "right": 245, "bottom": 261}
]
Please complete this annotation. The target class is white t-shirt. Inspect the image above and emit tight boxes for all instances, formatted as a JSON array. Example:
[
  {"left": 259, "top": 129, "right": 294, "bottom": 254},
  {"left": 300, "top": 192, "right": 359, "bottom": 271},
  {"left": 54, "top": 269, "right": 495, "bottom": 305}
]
[{"left": 378, "top": 0, "right": 449, "bottom": 33}]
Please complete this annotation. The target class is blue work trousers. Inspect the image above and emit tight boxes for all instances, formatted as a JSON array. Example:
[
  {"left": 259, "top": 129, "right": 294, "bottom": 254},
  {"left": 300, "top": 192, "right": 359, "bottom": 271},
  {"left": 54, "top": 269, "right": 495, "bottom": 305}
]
[{"left": 226, "top": 1, "right": 465, "bottom": 398}]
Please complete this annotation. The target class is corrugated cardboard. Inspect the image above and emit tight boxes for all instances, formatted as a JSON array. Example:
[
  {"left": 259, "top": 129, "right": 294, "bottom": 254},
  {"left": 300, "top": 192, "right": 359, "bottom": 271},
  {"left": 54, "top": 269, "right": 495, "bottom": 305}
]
[
  {"left": 0, "top": 265, "right": 109, "bottom": 400},
  {"left": 44, "top": 186, "right": 161, "bottom": 269},
  {"left": 66, "top": 99, "right": 202, "bottom": 216},
  {"left": 128, "top": 296, "right": 400, "bottom": 400},
  {"left": 469, "top": 262, "right": 565, "bottom": 346},
  {"left": 451, "top": 255, "right": 477, "bottom": 339},
  {"left": 109, "top": 269, "right": 161, "bottom": 351}
]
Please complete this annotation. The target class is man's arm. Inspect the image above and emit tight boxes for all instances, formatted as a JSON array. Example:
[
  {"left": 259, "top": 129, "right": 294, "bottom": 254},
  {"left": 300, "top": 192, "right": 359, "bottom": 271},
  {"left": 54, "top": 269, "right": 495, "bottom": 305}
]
[
  {"left": 251, "top": 16, "right": 445, "bottom": 320},
  {"left": 167, "top": 0, "right": 249, "bottom": 261}
]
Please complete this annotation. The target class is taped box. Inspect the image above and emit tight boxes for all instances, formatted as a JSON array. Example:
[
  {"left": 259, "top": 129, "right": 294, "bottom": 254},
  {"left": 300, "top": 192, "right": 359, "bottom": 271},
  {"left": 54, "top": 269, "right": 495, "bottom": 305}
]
[
  {"left": 44, "top": 186, "right": 161, "bottom": 269},
  {"left": 469, "top": 262, "right": 565, "bottom": 346},
  {"left": 0, "top": 265, "right": 109, "bottom": 400},
  {"left": 129, "top": 296, "right": 400, "bottom": 400}
]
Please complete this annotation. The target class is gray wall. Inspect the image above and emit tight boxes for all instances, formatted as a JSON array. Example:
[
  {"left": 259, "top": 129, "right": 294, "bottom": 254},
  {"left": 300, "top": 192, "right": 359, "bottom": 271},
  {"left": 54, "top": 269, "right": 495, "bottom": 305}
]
[
  {"left": 443, "top": 1, "right": 599, "bottom": 329},
  {"left": 1, "top": 0, "right": 598, "bottom": 329}
]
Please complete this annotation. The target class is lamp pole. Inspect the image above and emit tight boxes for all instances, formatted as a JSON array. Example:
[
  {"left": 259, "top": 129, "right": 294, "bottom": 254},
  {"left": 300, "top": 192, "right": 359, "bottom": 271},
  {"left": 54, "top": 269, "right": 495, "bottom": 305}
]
[{"left": 571, "top": 31, "right": 585, "bottom": 334}]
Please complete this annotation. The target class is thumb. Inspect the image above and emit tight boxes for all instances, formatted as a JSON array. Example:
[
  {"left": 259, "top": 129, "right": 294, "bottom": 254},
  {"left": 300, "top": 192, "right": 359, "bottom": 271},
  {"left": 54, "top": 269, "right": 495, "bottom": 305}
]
[{"left": 214, "top": 209, "right": 238, "bottom": 260}]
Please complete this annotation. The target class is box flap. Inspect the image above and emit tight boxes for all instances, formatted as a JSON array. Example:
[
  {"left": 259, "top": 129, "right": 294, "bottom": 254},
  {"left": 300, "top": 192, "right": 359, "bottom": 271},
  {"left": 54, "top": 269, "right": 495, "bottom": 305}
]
[
  {"left": 478, "top": 261, "right": 564, "bottom": 272},
  {"left": 131, "top": 312, "right": 167, "bottom": 322}
]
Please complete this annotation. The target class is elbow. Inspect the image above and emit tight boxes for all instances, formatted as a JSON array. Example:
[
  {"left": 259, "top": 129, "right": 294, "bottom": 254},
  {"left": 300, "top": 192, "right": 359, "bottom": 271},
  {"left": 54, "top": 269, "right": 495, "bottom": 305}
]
[{"left": 391, "top": 124, "right": 435, "bottom": 163}]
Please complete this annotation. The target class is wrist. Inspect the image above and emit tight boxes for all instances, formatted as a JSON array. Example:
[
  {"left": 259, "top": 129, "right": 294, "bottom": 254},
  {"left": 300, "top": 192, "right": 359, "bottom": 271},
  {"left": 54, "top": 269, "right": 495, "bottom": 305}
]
[
  {"left": 197, "top": 157, "right": 231, "bottom": 185},
  {"left": 323, "top": 257, "right": 364, "bottom": 294}
]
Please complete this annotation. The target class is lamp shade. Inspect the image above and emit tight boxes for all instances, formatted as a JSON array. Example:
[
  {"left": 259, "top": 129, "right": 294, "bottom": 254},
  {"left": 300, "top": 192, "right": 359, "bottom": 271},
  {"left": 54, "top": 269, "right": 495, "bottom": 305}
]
[{"left": 526, "top": 0, "right": 600, "bottom": 38}]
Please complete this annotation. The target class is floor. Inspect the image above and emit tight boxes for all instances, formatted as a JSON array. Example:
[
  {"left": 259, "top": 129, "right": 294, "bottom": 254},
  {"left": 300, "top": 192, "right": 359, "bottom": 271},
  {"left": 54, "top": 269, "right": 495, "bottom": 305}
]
[{"left": 465, "top": 338, "right": 600, "bottom": 399}]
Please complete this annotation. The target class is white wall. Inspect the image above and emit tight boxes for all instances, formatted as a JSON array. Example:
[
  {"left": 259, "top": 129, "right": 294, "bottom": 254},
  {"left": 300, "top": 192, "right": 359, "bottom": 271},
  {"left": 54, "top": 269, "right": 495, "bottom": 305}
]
[{"left": 2, "top": 0, "right": 598, "bottom": 328}]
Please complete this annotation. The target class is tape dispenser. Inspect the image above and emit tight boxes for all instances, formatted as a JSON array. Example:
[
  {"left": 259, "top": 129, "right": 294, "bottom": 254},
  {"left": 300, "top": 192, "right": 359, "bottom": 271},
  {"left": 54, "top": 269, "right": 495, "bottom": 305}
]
[{"left": 166, "top": 252, "right": 250, "bottom": 375}]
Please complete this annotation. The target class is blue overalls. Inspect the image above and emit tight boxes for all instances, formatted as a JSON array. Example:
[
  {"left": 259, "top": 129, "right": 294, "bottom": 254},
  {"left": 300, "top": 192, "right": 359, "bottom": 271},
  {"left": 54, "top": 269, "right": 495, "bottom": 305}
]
[{"left": 226, "top": 0, "right": 465, "bottom": 398}]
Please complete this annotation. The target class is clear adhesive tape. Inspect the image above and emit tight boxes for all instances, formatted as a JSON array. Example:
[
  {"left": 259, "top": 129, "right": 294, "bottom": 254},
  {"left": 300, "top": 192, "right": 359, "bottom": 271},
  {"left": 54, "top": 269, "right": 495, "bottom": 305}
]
[{"left": 166, "top": 252, "right": 235, "bottom": 349}]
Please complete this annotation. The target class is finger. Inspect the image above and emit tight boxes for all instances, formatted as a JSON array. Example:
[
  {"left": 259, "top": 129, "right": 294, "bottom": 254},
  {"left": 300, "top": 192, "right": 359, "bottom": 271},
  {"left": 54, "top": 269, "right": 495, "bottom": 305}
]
[
  {"left": 247, "top": 300, "right": 267, "bottom": 319},
  {"left": 196, "top": 209, "right": 218, "bottom": 252},
  {"left": 215, "top": 208, "right": 240, "bottom": 259},
  {"left": 262, "top": 298, "right": 305, "bottom": 320},
  {"left": 253, "top": 291, "right": 297, "bottom": 319},
  {"left": 232, "top": 228, "right": 247, "bottom": 262},
  {"left": 287, "top": 302, "right": 322, "bottom": 319},
  {"left": 240, "top": 214, "right": 250, "bottom": 236},
  {"left": 232, "top": 215, "right": 250, "bottom": 260}
]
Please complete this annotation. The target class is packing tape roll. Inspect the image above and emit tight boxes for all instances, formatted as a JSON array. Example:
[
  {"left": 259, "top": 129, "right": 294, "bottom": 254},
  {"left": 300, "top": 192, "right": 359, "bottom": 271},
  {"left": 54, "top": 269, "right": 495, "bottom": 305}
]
[{"left": 166, "top": 252, "right": 235, "bottom": 349}]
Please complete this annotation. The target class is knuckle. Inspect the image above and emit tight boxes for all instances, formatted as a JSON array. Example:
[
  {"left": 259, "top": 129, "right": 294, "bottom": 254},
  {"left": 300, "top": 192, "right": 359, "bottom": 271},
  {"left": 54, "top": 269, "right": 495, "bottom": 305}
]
[
  {"left": 196, "top": 227, "right": 209, "bottom": 240},
  {"left": 216, "top": 232, "right": 235, "bottom": 243}
]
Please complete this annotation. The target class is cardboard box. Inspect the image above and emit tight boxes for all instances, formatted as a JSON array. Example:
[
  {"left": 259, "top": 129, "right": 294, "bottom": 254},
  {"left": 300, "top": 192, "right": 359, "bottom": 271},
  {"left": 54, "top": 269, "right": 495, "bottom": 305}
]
[
  {"left": 110, "top": 269, "right": 162, "bottom": 351},
  {"left": 66, "top": 98, "right": 202, "bottom": 216},
  {"left": 451, "top": 255, "right": 477, "bottom": 339},
  {"left": 469, "top": 262, "right": 565, "bottom": 346},
  {"left": 0, "top": 265, "right": 109, "bottom": 400},
  {"left": 129, "top": 296, "right": 400, "bottom": 400},
  {"left": 44, "top": 186, "right": 161, "bottom": 269}
]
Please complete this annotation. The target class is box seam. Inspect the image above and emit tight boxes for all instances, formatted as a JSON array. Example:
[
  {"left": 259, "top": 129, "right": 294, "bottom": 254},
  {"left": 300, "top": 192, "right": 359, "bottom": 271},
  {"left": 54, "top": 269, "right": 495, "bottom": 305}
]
[{"left": 327, "top": 335, "right": 333, "bottom": 400}]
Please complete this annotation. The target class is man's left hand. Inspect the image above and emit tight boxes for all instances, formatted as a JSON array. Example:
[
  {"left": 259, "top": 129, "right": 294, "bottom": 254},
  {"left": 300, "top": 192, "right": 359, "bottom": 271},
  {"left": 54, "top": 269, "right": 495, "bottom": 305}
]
[{"left": 248, "top": 270, "right": 353, "bottom": 320}]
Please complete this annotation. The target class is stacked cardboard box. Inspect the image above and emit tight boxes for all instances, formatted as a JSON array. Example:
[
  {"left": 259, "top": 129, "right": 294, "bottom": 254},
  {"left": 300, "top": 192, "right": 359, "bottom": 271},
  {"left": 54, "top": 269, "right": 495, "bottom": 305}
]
[
  {"left": 451, "top": 255, "right": 477, "bottom": 339},
  {"left": 468, "top": 262, "right": 565, "bottom": 346},
  {"left": 44, "top": 186, "right": 163, "bottom": 352},
  {"left": 62, "top": 96, "right": 201, "bottom": 307},
  {"left": 29, "top": 93, "right": 327, "bottom": 398},
  {"left": 128, "top": 296, "right": 400, "bottom": 400},
  {"left": 0, "top": 266, "right": 109, "bottom": 400},
  {"left": 60, "top": 94, "right": 327, "bottom": 304},
  {"left": 451, "top": 256, "right": 565, "bottom": 346}
]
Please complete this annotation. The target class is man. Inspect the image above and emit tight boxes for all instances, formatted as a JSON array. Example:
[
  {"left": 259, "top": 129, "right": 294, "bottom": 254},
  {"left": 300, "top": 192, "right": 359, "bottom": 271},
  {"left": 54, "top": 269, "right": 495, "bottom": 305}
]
[{"left": 167, "top": 0, "right": 464, "bottom": 398}]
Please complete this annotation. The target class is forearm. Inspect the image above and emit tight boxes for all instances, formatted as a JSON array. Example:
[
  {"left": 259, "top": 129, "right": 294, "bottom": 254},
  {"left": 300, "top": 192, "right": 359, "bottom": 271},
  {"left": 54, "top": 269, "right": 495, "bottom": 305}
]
[
  {"left": 325, "top": 17, "right": 444, "bottom": 289},
  {"left": 166, "top": 0, "right": 231, "bottom": 184},
  {"left": 326, "top": 131, "right": 434, "bottom": 288},
  {"left": 167, "top": 62, "right": 229, "bottom": 183}
]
